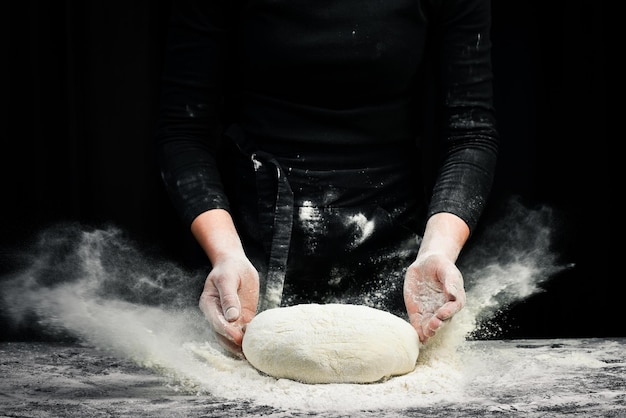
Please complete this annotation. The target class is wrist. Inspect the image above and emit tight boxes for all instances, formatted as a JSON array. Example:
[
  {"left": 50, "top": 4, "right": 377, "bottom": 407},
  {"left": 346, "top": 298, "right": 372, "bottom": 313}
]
[
  {"left": 418, "top": 212, "right": 470, "bottom": 262},
  {"left": 190, "top": 209, "right": 246, "bottom": 265}
]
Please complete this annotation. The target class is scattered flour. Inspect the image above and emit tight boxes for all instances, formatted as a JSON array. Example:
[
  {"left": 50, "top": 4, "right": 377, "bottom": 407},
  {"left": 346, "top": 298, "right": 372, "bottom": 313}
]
[
  {"left": 0, "top": 200, "right": 587, "bottom": 414},
  {"left": 347, "top": 212, "right": 375, "bottom": 246}
]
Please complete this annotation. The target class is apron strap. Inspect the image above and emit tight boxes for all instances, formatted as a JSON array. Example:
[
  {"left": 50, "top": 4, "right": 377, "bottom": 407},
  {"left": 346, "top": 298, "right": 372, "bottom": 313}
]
[
  {"left": 251, "top": 151, "right": 293, "bottom": 311},
  {"left": 223, "top": 125, "right": 293, "bottom": 311}
]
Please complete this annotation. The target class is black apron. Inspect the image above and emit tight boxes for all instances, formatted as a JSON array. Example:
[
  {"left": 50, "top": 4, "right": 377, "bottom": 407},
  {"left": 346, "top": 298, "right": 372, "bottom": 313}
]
[{"left": 221, "top": 124, "right": 425, "bottom": 318}]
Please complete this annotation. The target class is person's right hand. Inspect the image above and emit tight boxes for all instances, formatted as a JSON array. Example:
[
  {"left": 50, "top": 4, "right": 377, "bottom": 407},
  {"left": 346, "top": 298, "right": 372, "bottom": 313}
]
[{"left": 198, "top": 254, "right": 259, "bottom": 358}]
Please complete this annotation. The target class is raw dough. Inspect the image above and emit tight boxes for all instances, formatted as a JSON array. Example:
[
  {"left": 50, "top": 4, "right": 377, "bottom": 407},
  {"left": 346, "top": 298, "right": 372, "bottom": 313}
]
[{"left": 242, "top": 303, "right": 419, "bottom": 384}]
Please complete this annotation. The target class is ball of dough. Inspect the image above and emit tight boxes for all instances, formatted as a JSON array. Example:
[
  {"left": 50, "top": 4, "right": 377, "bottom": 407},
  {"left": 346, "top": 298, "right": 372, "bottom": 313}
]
[{"left": 242, "top": 303, "right": 419, "bottom": 384}]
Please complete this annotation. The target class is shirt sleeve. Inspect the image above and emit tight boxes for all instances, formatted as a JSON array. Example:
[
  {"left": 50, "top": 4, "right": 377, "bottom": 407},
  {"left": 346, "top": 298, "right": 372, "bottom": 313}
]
[
  {"left": 154, "top": 0, "right": 234, "bottom": 228},
  {"left": 425, "top": 0, "right": 500, "bottom": 233}
]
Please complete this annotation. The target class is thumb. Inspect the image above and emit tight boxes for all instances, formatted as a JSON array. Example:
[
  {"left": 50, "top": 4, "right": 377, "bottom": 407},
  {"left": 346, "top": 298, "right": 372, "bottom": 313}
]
[{"left": 218, "top": 284, "right": 241, "bottom": 322}]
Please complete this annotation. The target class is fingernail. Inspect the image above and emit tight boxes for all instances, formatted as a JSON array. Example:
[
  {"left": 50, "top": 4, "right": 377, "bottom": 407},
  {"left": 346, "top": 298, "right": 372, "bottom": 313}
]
[{"left": 225, "top": 307, "right": 239, "bottom": 321}]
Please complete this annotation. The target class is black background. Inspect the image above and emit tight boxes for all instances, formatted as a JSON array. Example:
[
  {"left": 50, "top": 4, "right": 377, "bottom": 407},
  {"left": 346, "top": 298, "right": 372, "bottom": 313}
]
[{"left": 3, "top": 1, "right": 612, "bottom": 340}]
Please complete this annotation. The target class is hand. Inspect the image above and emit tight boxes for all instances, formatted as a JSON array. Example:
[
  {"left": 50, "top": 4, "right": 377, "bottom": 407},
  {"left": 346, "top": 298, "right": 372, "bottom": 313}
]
[
  {"left": 403, "top": 252, "right": 466, "bottom": 344},
  {"left": 198, "top": 255, "right": 259, "bottom": 357}
]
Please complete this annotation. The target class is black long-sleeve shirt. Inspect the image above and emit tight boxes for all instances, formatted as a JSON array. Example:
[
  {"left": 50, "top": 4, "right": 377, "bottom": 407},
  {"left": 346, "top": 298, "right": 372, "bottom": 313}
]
[{"left": 155, "top": 0, "right": 499, "bottom": 233}]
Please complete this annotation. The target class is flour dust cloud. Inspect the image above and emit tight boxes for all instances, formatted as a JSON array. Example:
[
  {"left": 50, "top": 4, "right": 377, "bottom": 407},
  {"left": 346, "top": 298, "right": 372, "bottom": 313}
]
[{"left": 0, "top": 198, "right": 574, "bottom": 413}]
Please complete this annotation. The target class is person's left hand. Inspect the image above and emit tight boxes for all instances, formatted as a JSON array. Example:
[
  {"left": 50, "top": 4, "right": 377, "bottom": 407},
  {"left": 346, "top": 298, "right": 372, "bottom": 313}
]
[{"left": 403, "top": 252, "right": 466, "bottom": 344}]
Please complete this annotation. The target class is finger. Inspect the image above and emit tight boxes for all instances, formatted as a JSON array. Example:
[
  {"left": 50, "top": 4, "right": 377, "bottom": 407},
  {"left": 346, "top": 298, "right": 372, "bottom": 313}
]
[
  {"left": 200, "top": 304, "right": 245, "bottom": 354},
  {"left": 423, "top": 314, "right": 445, "bottom": 339},
  {"left": 423, "top": 298, "right": 462, "bottom": 340},
  {"left": 199, "top": 291, "right": 243, "bottom": 344},
  {"left": 435, "top": 298, "right": 464, "bottom": 322},
  {"left": 443, "top": 266, "right": 465, "bottom": 305},
  {"left": 215, "top": 332, "right": 245, "bottom": 359},
  {"left": 407, "top": 311, "right": 427, "bottom": 343},
  {"left": 438, "top": 279, "right": 465, "bottom": 321},
  {"left": 213, "top": 276, "right": 242, "bottom": 322}
]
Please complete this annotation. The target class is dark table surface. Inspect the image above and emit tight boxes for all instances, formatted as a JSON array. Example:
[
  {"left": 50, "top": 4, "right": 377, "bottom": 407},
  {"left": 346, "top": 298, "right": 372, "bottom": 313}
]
[{"left": 1, "top": 337, "right": 624, "bottom": 418}]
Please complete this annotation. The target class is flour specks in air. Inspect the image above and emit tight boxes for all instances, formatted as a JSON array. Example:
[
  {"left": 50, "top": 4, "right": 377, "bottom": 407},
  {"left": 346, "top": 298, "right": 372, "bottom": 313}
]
[{"left": 0, "top": 198, "right": 577, "bottom": 414}]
